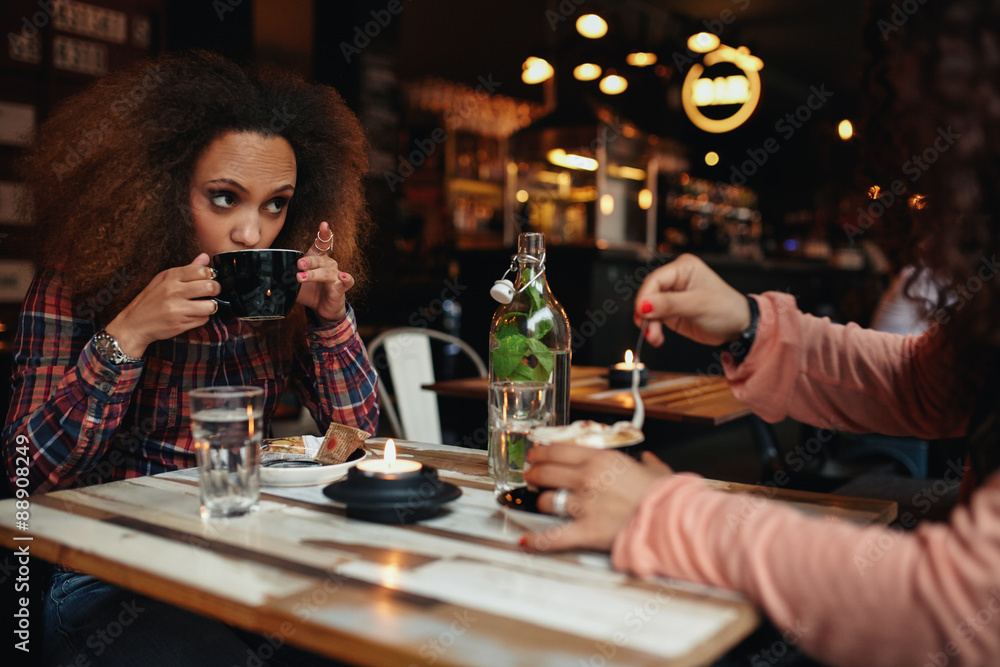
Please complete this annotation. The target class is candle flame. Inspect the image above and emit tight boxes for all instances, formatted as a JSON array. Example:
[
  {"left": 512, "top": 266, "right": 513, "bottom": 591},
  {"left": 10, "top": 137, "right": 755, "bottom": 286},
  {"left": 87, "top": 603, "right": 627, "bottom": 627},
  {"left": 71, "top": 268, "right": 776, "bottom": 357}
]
[
  {"left": 624, "top": 350, "right": 634, "bottom": 364},
  {"left": 385, "top": 439, "right": 396, "bottom": 466},
  {"left": 247, "top": 404, "right": 254, "bottom": 437}
]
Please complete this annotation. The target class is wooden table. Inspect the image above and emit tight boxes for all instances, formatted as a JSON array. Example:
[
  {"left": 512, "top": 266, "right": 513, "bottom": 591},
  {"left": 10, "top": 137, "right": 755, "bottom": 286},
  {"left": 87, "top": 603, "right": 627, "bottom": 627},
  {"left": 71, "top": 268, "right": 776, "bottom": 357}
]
[
  {"left": 1, "top": 440, "right": 896, "bottom": 666},
  {"left": 425, "top": 365, "right": 751, "bottom": 426}
]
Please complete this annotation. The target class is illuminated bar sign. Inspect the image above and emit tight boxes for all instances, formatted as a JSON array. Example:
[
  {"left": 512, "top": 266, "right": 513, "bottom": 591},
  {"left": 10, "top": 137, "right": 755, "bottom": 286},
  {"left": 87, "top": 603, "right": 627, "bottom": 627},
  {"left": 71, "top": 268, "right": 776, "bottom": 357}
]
[{"left": 682, "top": 45, "right": 763, "bottom": 133}]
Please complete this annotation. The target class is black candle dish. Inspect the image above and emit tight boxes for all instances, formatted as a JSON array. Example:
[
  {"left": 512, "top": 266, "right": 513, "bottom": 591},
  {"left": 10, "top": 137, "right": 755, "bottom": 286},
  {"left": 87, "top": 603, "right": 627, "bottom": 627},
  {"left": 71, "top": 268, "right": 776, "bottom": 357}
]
[
  {"left": 607, "top": 365, "right": 649, "bottom": 389},
  {"left": 323, "top": 465, "right": 461, "bottom": 524}
]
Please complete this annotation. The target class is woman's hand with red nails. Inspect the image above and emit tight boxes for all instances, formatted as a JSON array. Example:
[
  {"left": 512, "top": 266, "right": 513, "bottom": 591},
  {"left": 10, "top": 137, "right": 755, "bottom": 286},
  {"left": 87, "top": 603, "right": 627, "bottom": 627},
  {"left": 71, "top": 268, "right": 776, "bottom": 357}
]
[
  {"left": 633, "top": 254, "right": 751, "bottom": 348},
  {"left": 520, "top": 447, "right": 673, "bottom": 553},
  {"left": 295, "top": 221, "right": 353, "bottom": 324}
]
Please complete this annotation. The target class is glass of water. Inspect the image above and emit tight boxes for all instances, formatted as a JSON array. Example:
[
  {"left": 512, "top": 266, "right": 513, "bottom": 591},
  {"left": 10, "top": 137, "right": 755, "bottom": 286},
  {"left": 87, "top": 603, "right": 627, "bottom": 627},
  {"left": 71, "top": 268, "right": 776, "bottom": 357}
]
[
  {"left": 190, "top": 386, "right": 264, "bottom": 519},
  {"left": 489, "top": 381, "right": 553, "bottom": 508}
]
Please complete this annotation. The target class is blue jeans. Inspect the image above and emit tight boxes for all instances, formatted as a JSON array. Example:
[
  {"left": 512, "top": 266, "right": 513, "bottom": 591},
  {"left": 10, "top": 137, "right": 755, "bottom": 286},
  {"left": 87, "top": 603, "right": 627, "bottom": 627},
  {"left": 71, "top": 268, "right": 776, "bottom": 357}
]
[{"left": 44, "top": 569, "right": 343, "bottom": 667}]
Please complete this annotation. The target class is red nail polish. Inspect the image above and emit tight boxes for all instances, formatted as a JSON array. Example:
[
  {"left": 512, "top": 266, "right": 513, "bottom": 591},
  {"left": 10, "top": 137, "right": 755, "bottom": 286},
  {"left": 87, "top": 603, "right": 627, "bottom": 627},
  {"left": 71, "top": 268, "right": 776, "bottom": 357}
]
[
  {"left": 340, "top": 272, "right": 348, "bottom": 280},
  {"left": 640, "top": 300, "right": 653, "bottom": 314},
  {"left": 298, "top": 272, "right": 308, "bottom": 280},
  {"left": 518, "top": 536, "right": 528, "bottom": 548}
]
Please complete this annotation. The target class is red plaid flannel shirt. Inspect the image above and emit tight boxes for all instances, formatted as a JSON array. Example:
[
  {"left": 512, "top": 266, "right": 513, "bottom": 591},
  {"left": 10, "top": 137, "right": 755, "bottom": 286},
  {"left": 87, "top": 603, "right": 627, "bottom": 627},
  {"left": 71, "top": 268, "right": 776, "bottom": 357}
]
[{"left": 3, "top": 275, "right": 379, "bottom": 493}]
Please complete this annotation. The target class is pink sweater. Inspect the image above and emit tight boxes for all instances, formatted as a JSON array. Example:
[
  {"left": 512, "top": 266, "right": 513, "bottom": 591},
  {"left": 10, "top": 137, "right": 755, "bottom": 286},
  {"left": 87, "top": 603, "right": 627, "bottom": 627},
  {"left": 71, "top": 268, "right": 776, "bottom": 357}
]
[{"left": 612, "top": 292, "right": 1000, "bottom": 667}]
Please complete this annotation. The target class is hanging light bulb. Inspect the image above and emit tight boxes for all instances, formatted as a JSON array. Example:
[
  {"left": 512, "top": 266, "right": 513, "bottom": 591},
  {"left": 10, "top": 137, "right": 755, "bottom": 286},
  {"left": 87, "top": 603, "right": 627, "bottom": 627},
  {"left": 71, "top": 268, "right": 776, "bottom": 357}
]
[
  {"left": 573, "top": 63, "right": 602, "bottom": 81},
  {"left": 687, "top": 32, "right": 721, "bottom": 53},
  {"left": 576, "top": 14, "right": 608, "bottom": 39},
  {"left": 599, "top": 72, "right": 628, "bottom": 95},
  {"left": 626, "top": 52, "right": 657, "bottom": 67},
  {"left": 521, "top": 57, "right": 554, "bottom": 84},
  {"left": 838, "top": 119, "right": 854, "bottom": 140}
]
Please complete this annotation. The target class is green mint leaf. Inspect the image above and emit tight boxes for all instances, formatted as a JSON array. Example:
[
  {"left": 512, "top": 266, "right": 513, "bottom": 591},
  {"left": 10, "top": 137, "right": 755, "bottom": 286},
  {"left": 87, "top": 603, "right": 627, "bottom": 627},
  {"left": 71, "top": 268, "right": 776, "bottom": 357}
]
[
  {"left": 493, "top": 334, "right": 528, "bottom": 380},
  {"left": 497, "top": 322, "right": 520, "bottom": 340},
  {"left": 525, "top": 338, "right": 554, "bottom": 374},
  {"left": 528, "top": 362, "right": 552, "bottom": 382},
  {"left": 534, "top": 317, "right": 553, "bottom": 340},
  {"left": 521, "top": 268, "right": 545, "bottom": 313},
  {"left": 508, "top": 363, "right": 534, "bottom": 381},
  {"left": 509, "top": 435, "right": 526, "bottom": 469},
  {"left": 528, "top": 283, "right": 544, "bottom": 313}
]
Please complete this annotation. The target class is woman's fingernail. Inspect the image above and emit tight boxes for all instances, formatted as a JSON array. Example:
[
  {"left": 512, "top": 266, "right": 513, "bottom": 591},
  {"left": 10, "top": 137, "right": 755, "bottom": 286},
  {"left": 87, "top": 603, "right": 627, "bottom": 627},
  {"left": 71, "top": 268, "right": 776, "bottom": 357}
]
[
  {"left": 298, "top": 259, "right": 306, "bottom": 269},
  {"left": 518, "top": 536, "right": 528, "bottom": 548},
  {"left": 340, "top": 272, "right": 348, "bottom": 280},
  {"left": 640, "top": 300, "right": 653, "bottom": 314},
  {"left": 298, "top": 272, "right": 308, "bottom": 280}
]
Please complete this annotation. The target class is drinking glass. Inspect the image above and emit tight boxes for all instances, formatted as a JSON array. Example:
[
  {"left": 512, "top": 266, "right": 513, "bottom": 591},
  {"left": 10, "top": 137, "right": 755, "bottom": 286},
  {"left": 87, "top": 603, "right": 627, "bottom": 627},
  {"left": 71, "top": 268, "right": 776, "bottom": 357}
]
[
  {"left": 489, "top": 381, "right": 553, "bottom": 506},
  {"left": 190, "top": 386, "right": 264, "bottom": 519}
]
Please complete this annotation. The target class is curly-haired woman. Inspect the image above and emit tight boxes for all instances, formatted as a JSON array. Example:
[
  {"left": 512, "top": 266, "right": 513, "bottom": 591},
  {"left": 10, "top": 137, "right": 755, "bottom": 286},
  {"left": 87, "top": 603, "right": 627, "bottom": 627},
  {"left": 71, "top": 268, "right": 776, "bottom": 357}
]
[
  {"left": 3, "top": 50, "right": 378, "bottom": 665},
  {"left": 523, "top": 1, "right": 1000, "bottom": 665}
]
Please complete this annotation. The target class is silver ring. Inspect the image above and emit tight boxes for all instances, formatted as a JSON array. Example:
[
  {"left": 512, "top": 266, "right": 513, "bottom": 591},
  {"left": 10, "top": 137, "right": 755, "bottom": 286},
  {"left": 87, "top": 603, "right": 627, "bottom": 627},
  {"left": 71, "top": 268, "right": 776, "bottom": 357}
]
[
  {"left": 316, "top": 230, "right": 333, "bottom": 243},
  {"left": 551, "top": 488, "right": 570, "bottom": 517},
  {"left": 314, "top": 240, "right": 332, "bottom": 253}
]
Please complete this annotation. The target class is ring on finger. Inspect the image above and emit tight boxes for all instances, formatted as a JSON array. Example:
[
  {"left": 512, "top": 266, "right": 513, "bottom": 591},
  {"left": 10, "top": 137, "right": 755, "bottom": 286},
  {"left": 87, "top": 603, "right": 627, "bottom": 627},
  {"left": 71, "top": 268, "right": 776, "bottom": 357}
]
[
  {"left": 210, "top": 300, "right": 219, "bottom": 315},
  {"left": 551, "top": 488, "right": 571, "bottom": 517},
  {"left": 317, "top": 230, "right": 333, "bottom": 243},
  {"left": 314, "top": 240, "right": 332, "bottom": 252}
]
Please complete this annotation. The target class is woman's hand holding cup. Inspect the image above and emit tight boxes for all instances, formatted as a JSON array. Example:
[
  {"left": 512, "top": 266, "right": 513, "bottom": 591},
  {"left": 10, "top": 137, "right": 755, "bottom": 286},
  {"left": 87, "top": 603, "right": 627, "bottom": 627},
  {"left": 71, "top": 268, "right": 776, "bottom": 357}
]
[
  {"left": 295, "top": 221, "right": 354, "bottom": 325},
  {"left": 105, "top": 253, "right": 220, "bottom": 358},
  {"left": 520, "top": 445, "right": 674, "bottom": 553}
]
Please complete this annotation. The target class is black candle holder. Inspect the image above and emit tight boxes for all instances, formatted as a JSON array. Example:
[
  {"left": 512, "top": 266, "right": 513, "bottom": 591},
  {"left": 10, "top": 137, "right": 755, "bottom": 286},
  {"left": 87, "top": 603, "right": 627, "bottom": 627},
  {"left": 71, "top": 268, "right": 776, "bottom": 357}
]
[
  {"left": 323, "top": 465, "right": 461, "bottom": 524},
  {"left": 608, "top": 365, "right": 649, "bottom": 389}
]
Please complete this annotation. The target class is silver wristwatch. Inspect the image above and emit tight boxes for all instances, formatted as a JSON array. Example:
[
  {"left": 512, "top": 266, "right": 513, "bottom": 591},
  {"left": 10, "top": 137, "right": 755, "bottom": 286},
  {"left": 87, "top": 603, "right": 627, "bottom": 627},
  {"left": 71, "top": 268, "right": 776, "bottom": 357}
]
[{"left": 92, "top": 330, "right": 144, "bottom": 365}]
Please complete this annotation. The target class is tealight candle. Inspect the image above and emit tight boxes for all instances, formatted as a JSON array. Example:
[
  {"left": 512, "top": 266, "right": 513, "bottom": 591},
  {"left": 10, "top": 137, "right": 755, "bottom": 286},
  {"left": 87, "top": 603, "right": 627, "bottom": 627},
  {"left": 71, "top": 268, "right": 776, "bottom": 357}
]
[
  {"left": 323, "top": 439, "right": 461, "bottom": 524},
  {"left": 608, "top": 350, "right": 649, "bottom": 388},
  {"left": 355, "top": 439, "right": 423, "bottom": 477}
]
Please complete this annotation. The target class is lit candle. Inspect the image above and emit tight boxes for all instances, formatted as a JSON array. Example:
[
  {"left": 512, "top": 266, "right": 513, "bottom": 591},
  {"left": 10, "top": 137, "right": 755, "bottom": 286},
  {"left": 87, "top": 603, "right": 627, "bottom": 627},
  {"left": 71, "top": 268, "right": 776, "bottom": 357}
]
[
  {"left": 608, "top": 350, "right": 649, "bottom": 388},
  {"left": 355, "top": 439, "right": 423, "bottom": 477},
  {"left": 613, "top": 350, "right": 643, "bottom": 371}
]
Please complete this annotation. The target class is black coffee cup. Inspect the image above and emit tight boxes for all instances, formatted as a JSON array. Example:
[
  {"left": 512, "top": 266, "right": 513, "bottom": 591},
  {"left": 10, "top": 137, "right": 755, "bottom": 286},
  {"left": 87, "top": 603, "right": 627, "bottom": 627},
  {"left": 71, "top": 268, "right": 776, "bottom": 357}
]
[{"left": 211, "top": 249, "right": 304, "bottom": 320}]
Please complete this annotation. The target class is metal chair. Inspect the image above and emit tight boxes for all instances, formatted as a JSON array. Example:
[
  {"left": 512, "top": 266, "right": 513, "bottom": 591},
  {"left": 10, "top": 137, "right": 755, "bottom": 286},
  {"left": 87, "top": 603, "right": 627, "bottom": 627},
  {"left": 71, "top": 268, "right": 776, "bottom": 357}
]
[{"left": 366, "top": 327, "right": 487, "bottom": 443}]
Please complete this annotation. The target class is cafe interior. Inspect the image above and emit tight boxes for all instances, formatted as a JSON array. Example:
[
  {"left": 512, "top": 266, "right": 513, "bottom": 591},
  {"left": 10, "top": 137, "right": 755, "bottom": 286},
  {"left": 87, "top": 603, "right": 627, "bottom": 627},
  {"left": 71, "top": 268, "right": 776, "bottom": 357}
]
[{"left": 0, "top": 0, "right": 975, "bottom": 666}]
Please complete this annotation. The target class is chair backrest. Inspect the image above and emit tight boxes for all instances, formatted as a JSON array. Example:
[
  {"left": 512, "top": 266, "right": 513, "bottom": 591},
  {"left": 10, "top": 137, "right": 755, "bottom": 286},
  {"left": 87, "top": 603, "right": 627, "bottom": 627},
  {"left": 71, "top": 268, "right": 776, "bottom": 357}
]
[{"left": 367, "top": 328, "right": 487, "bottom": 443}]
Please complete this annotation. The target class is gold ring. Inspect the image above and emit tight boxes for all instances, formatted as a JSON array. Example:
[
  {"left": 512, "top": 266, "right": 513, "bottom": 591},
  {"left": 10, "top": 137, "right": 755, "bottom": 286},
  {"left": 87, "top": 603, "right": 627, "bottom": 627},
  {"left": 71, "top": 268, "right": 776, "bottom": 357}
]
[{"left": 211, "top": 301, "right": 219, "bottom": 315}]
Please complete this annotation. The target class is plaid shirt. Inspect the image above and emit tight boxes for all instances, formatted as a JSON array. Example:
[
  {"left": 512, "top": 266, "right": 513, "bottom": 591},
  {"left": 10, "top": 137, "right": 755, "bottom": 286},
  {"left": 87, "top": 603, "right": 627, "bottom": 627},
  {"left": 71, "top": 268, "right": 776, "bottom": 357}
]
[{"left": 3, "top": 275, "right": 379, "bottom": 494}]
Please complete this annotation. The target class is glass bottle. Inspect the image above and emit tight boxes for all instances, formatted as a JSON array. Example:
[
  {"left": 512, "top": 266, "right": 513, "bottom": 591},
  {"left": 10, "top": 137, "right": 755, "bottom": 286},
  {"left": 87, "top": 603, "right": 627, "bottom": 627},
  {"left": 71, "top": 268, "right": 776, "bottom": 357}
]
[{"left": 487, "top": 233, "right": 571, "bottom": 480}]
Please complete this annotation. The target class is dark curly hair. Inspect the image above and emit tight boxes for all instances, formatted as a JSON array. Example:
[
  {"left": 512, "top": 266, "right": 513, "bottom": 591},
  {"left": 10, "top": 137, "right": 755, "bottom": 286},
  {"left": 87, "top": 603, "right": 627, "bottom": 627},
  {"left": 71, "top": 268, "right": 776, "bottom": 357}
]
[
  {"left": 861, "top": 0, "right": 1000, "bottom": 477},
  {"left": 17, "top": 49, "right": 371, "bottom": 322},
  {"left": 862, "top": 0, "right": 1000, "bottom": 370}
]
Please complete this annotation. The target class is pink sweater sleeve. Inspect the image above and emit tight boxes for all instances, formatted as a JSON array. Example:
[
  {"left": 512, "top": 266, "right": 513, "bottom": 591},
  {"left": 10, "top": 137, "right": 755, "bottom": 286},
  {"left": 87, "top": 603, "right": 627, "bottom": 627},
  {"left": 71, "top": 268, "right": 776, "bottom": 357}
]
[
  {"left": 612, "top": 472, "right": 1000, "bottom": 667},
  {"left": 725, "top": 292, "right": 967, "bottom": 438},
  {"left": 612, "top": 294, "right": 997, "bottom": 665}
]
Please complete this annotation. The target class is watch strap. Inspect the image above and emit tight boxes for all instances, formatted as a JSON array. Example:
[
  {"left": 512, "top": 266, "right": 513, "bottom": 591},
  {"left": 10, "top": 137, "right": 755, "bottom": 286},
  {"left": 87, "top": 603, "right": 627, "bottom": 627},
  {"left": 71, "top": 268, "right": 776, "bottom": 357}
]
[{"left": 720, "top": 295, "right": 758, "bottom": 367}]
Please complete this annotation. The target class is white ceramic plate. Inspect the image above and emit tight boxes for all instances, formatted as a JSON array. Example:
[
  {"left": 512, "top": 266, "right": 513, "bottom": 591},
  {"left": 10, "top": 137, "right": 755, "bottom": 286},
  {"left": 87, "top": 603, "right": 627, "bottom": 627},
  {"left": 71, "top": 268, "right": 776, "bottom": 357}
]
[{"left": 260, "top": 435, "right": 368, "bottom": 487}]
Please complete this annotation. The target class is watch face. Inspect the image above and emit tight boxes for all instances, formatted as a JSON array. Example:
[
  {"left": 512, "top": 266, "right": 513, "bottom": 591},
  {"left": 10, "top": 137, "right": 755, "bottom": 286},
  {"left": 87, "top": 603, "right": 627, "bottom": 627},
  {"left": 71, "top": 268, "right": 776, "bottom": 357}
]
[{"left": 94, "top": 332, "right": 125, "bottom": 364}]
